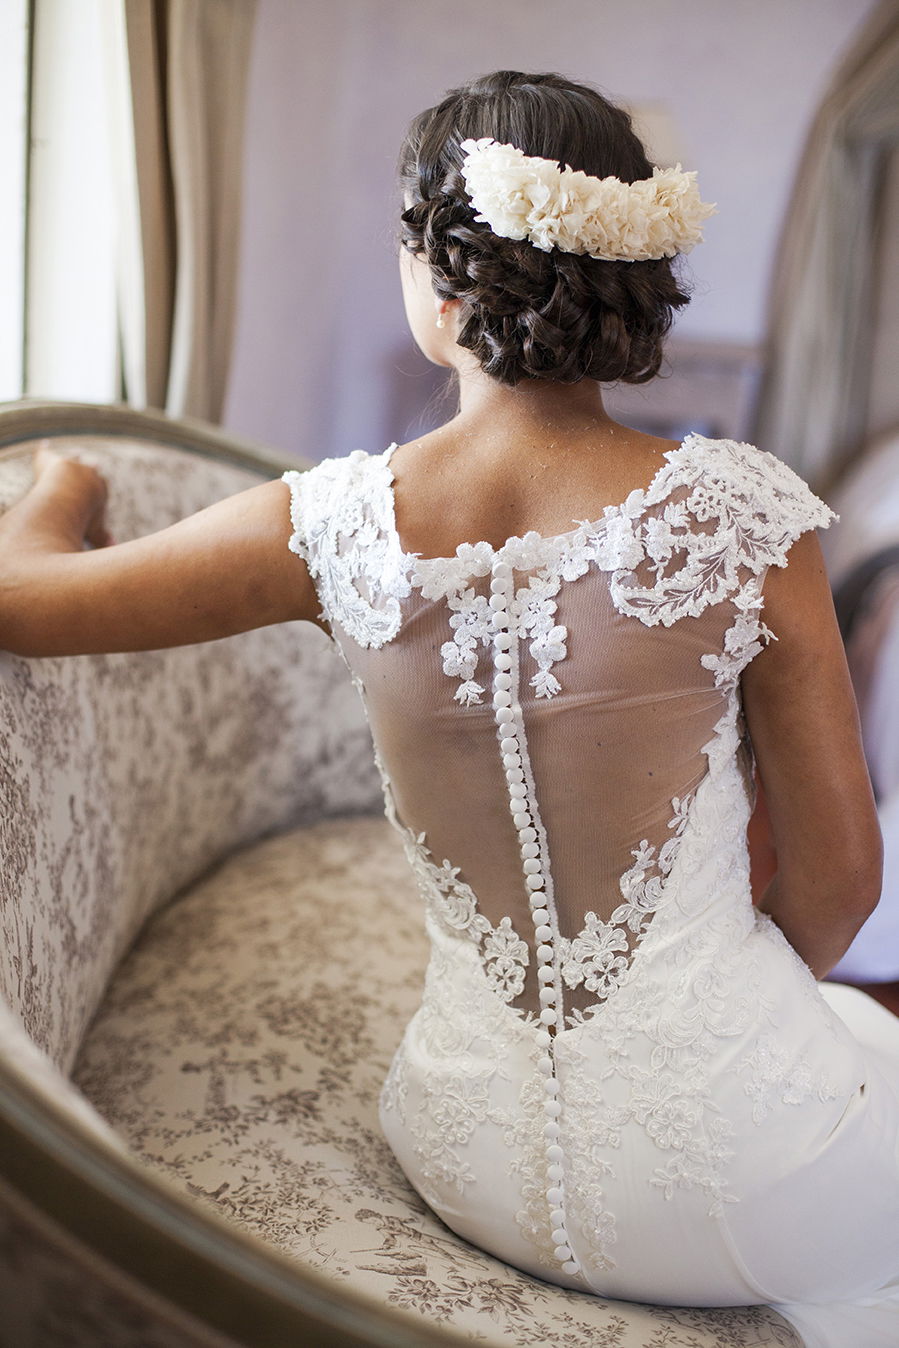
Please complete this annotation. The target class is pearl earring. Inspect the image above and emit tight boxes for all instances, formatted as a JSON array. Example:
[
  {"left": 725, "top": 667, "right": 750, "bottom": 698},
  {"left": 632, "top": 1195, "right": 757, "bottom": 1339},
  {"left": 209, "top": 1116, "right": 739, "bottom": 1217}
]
[{"left": 435, "top": 310, "right": 446, "bottom": 329}]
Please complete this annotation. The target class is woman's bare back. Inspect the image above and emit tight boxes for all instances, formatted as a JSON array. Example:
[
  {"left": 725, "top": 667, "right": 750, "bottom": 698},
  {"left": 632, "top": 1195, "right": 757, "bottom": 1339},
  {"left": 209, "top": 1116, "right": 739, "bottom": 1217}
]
[{"left": 388, "top": 421, "right": 683, "bottom": 560}]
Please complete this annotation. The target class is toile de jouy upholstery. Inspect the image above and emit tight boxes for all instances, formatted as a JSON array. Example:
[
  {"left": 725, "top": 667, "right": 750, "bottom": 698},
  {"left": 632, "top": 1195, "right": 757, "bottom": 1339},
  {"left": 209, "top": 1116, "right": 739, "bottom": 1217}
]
[{"left": 0, "top": 399, "right": 803, "bottom": 1347}]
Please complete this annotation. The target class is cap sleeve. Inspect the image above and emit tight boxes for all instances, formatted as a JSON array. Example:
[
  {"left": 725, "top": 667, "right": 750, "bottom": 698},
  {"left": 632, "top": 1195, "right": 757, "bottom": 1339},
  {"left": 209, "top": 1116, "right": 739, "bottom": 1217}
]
[
  {"left": 730, "top": 442, "right": 836, "bottom": 570},
  {"left": 607, "top": 436, "right": 837, "bottom": 628},
  {"left": 281, "top": 450, "right": 411, "bottom": 649}
]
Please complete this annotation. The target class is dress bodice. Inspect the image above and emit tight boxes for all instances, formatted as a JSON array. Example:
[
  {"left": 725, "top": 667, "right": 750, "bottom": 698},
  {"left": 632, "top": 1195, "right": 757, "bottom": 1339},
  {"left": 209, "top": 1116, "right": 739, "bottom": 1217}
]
[
  {"left": 281, "top": 434, "right": 882, "bottom": 1300},
  {"left": 282, "top": 433, "right": 834, "bottom": 1022}
]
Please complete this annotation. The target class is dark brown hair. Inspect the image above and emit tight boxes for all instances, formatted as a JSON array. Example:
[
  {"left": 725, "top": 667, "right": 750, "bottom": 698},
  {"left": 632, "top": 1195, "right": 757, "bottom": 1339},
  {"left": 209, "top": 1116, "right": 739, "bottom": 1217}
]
[{"left": 398, "top": 70, "right": 693, "bottom": 386}]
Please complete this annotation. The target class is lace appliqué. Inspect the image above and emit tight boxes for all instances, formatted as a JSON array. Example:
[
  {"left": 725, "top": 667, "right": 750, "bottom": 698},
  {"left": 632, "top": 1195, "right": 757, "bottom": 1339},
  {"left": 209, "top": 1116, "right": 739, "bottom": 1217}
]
[
  {"left": 605, "top": 438, "right": 835, "bottom": 628},
  {"left": 412, "top": 435, "right": 831, "bottom": 702},
  {"left": 737, "top": 1033, "right": 847, "bottom": 1125},
  {"left": 282, "top": 449, "right": 412, "bottom": 649},
  {"left": 414, "top": 495, "right": 645, "bottom": 705},
  {"left": 399, "top": 830, "right": 529, "bottom": 1006},
  {"left": 559, "top": 793, "right": 693, "bottom": 1012},
  {"left": 287, "top": 436, "right": 833, "bottom": 698}
]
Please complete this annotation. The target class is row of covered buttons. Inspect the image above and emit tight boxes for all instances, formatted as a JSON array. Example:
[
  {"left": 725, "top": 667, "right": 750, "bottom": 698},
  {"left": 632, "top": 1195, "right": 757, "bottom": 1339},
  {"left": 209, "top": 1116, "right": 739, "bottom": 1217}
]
[{"left": 489, "top": 562, "right": 580, "bottom": 1277}]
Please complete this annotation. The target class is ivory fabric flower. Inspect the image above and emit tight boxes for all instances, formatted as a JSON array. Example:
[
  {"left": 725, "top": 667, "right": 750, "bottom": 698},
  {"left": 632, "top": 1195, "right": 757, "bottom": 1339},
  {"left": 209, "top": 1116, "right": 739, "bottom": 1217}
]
[{"left": 459, "top": 137, "right": 717, "bottom": 262}]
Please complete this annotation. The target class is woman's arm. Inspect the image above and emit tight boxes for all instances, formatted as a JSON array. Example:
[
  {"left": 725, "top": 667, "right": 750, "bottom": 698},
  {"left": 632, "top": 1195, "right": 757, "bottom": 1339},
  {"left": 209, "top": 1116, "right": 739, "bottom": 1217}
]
[
  {"left": 0, "top": 448, "right": 324, "bottom": 656},
  {"left": 741, "top": 528, "right": 883, "bottom": 979}
]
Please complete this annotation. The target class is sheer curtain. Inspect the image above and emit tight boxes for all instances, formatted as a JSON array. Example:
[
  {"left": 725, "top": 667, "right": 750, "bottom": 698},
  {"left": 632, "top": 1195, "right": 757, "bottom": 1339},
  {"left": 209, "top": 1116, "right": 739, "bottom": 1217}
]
[
  {"left": 106, "top": 0, "right": 258, "bottom": 421},
  {"left": 749, "top": 0, "right": 899, "bottom": 487}
]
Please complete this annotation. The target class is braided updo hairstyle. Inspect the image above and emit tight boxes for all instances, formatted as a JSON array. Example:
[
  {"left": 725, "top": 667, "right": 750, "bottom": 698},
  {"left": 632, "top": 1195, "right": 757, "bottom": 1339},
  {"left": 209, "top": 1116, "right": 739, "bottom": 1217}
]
[{"left": 398, "top": 70, "right": 693, "bottom": 386}]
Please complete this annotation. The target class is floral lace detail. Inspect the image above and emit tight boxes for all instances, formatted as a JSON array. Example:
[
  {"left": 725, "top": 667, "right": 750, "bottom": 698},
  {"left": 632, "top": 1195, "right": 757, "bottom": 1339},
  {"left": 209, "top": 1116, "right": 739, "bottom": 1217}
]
[
  {"left": 380, "top": 1035, "right": 409, "bottom": 1123},
  {"left": 483, "top": 917, "right": 529, "bottom": 1000},
  {"left": 701, "top": 580, "right": 775, "bottom": 693},
  {"left": 394, "top": 911, "right": 535, "bottom": 1211},
  {"left": 559, "top": 793, "right": 693, "bottom": 1013},
  {"left": 606, "top": 439, "right": 835, "bottom": 628},
  {"left": 441, "top": 584, "right": 494, "bottom": 706},
  {"left": 398, "top": 829, "right": 529, "bottom": 1006},
  {"left": 436, "top": 567, "right": 574, "bottom": 705},
  {"left": 736, "top": 1033, "right": 847, "bottom": 1126},
  {"left": 285, "top": 436, "right": 833, "bottom": 703},
  {"left": 282, "top": 449, "right": 412, "bottom": 649}
]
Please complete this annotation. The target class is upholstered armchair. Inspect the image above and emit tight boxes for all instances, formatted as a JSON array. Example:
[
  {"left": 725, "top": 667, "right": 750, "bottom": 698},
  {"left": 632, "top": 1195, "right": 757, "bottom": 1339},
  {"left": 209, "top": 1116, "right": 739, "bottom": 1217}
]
[{"left": 0, "top": 400, "right": 803, "bottom": 1347}]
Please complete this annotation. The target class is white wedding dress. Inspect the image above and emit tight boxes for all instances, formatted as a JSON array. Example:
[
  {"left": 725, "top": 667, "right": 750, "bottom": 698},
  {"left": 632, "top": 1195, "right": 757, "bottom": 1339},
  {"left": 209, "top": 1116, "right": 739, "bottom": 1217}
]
[{"left": 283, "top": 433, "right": 899, "bottom": 1348}]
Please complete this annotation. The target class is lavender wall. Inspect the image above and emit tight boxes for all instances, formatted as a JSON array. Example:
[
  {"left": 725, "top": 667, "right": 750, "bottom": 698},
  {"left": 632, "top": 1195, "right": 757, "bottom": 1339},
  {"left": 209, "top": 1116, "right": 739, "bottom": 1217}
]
[{"left": 222, "top": 0, "right": 880, "bottom": 462}]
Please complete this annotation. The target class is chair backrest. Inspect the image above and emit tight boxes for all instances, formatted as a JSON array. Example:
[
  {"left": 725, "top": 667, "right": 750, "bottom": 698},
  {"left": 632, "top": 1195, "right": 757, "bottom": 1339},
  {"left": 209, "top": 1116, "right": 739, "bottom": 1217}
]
[{"left": 0, "top": 403, "right": 381, "bottom": 1074}]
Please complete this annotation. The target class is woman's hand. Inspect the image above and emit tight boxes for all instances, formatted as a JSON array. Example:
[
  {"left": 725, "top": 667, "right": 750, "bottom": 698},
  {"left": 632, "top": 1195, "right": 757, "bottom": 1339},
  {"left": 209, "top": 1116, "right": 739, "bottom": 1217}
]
[{"left": 31, "top": 443, "right": 114, "bottom": 549}]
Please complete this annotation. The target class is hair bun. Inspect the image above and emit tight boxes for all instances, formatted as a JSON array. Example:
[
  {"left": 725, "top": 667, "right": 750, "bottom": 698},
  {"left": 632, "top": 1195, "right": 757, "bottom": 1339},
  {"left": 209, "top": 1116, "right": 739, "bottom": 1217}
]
[{"left": 398, "top": 71, "right": 694, "bottom": 386}]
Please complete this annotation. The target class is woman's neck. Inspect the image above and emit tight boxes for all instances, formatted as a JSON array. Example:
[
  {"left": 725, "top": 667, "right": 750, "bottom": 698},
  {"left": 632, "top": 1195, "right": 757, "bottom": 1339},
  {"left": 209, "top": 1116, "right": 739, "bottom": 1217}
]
[{"left": 450, "top": 352, "right": 620, "bottom": 443}]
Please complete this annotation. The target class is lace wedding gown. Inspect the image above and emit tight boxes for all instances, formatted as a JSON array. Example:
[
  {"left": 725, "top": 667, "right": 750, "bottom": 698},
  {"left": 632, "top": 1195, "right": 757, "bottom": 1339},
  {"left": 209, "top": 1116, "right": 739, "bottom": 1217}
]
[{"left": 283, "top": 433, "right": 899, "bottom": 1347}]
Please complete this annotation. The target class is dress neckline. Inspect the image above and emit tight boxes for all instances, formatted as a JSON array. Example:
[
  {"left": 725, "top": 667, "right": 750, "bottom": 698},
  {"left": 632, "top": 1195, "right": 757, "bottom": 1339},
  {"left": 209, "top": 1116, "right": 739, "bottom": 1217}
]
[{"left": 381, "top": 432, "right": 700, "bottom": 567}]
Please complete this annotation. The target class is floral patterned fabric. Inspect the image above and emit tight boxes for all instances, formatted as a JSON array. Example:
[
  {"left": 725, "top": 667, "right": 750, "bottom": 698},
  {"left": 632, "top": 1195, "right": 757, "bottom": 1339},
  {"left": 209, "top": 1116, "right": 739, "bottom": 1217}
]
[
  {"left": 0, "top": 427, "right": 804, "bottom": 1346},
  {"left": 73, "top": 816, "right": 801, "bottom": 1347}
]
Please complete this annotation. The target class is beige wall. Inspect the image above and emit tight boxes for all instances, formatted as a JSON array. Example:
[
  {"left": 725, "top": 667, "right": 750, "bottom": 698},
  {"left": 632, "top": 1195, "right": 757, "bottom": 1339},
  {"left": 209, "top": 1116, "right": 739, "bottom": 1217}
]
[{"left": 222, "top": 0, "right": 882, "bottom": 462}]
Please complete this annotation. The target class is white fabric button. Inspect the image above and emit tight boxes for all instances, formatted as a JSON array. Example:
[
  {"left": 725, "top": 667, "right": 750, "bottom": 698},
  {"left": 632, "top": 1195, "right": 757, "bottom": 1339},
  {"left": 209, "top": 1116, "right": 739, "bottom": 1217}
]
[
  {"left": 489, "top": 575, "right": 507, "bottom": 593},
  {"left": 535, "top": 924, "right": 552, "bottom": 941},
  {"left": 509, "top": 782, "right": 527, "bottom": 799},
  {"left": 540, "top": 1008, "right": 558, "bottom": 1026},
  {"left": 553, "top": 1244, "right": 572, "bottom": 1261},
  {"left": 537, "top": 944, "right": 553, "bottom": 962},
  {"left": 551, "top": 1227, "right": 568, "bottom": 1245},
  {"left": 544, "top": 1099, "right": 562, "bottom": 1117},
  {"left": 547, "top": 1162, "right": 564, "bottom": 1179},
  {"left": 495, "top": 708, "right": 514, "bottom": 727},
  {"left": 518, "top": 826, "right": 537, "bottom": 843},
  {"left": 536, "top": 1030, "right": 552, "bottom": 1049},
  {"left": 513, "top": 812, "right": 530, "bottom": 829},
  {"left": 493, "top": 690, "right": 512, "bottom": 708},
  {"left": 550, "top": 1207, "right": 565, "bottom": 1226},
  {"left": 492, "top": 561, "right": 512, "bottom": 580},
  {"left": 494, "top": 673, "right": 512, "bottom": 691},
  {"left": 493, "top": 632, "right": 513, "bottom": 649},
  {"left": 503, "top": 753, "right": 521, "bottom": 770},
  {"left": 537, "top": 965, "right": 554, "bottom": 984},
  {"left": 523, "top": 857, "right": 541, "bottom": 874},
  {"left": 546, "top": 1186, "right": 563, "bottom": 1206},
  {"left": 505, "top": 770, "right": 525, "bottom": 788},
  {"left": 539, "top": 987, "right": 556, "bottom": 1006},
  {"left": 532, "top": 909, "right": 549, "bottom": 926},
  {"left": 543, "top": 1120, "right": 561, "bottom": 1139},
  {"left": 526, "top": 874, "right": 545, "bottom": 891},
  {"left": 537, "top": 1055, "right": 553, "bottom": 1075},
  {"left": 521, "top": 841, "right": 539, "bottom": 858},
  {"left": 562, "top": 1259, "right": 580, "bottom": 1274},
  {"left": 545, "top": 1077, "right": 559, "bottom": 1095},
  {"left": 489, "top": 593, "right": 508, "bottom": 611},
  {"left": 491, "top": 613, "right": 508, "bottom": 632},
  {"left": 495, "top": 652, "right": 512, "bottom": 670},
  {"left": 546, "top": 1145, "right": 564, "bottom": 1163}
]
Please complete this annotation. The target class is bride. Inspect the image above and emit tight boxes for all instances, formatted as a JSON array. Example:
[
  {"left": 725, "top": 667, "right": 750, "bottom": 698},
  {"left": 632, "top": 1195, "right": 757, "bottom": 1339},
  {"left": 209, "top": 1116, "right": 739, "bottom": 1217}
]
[{"left": 1, "top": 68, "right": 896, "bottom": 1348}]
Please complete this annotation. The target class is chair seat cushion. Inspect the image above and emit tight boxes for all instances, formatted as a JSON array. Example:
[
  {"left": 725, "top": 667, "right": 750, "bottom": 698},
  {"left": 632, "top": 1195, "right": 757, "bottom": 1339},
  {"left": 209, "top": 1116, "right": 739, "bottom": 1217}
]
[{"left": 73, "top": 816, "right": 801, "bottom": 1347}]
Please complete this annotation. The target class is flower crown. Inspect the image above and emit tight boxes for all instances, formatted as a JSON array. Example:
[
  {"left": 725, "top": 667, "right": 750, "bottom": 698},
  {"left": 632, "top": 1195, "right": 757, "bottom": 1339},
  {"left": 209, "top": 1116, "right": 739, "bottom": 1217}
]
[{"left": 459, "top": 137, "right": 717, "bottom": 262}]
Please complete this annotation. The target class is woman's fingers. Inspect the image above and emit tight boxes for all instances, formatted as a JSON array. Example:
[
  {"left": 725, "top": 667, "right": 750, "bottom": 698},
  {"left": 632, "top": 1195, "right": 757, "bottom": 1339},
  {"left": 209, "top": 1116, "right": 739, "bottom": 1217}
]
[{"left": 32, "top": 442, "right": 113, "bottom": 546}]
